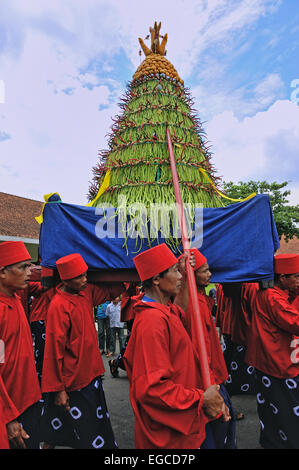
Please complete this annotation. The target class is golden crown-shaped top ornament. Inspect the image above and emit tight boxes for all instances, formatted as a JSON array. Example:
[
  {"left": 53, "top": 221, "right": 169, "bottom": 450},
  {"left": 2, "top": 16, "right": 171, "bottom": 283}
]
[{"left": 133, "top": 21, "right": 184, "bottom": 85}]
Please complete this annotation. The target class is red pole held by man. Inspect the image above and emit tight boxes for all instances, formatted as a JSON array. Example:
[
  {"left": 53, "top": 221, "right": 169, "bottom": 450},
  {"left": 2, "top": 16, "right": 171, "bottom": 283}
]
[{"left": 166, "top": 127, "right": 212, "bottom": 390}]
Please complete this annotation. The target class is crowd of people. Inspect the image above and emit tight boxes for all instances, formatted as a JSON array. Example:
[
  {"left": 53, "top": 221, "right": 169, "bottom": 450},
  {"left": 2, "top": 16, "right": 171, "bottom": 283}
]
[
  {"left": 95, "top": 297, "right": 125, "bottom": 358},
  {"left": 0, "top": 239, "right": 298, "bottom": 450}
]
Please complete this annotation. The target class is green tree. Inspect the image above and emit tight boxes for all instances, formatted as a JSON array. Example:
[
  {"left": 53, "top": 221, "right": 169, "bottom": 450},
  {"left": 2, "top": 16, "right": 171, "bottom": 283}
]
[{"left": 222, "top": 180, "right": 299, "bottom": 241}]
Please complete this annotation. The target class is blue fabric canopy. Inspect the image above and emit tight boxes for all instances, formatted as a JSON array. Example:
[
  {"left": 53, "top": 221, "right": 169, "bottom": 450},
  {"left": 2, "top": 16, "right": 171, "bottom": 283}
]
[{"left": 39, "top": 194, "right": 280, "bottom": 283}]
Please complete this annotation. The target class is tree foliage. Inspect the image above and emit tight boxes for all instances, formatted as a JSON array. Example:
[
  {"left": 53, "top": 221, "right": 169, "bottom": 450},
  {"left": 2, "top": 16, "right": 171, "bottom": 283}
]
[{"left": 222, "top": 180, "right": 299, "bottom": 242}]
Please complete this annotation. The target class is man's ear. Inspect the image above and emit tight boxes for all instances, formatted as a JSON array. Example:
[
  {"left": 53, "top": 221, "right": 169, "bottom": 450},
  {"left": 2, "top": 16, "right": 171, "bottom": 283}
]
[
  {"left": 0, "top": 267, "right": 6, "bottom": 279},
  {"left": 152, "top": 275, "right": 160, "bottom": 287}
]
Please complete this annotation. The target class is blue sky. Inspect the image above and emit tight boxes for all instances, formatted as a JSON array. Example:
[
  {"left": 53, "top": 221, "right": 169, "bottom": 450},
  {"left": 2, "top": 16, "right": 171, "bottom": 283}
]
[{"left": 0, "top": 0, "right": 298, "bottom": 206}]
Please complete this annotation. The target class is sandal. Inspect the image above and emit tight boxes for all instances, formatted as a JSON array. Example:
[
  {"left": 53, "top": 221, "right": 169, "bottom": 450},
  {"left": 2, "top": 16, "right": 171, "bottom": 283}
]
[
  {"left": 236, "top": 412, "right": 245, "bottom": 420},
  {"left": 109, "top": 359, "right": 119, "bottom": 378}
]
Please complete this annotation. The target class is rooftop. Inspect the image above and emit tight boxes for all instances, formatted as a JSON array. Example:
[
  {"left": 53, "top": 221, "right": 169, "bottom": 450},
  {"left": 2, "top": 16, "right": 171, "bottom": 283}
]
[
  {"left": 276, "top": 235, "right": 299, "bottom": 254},
  {"left": 0, "top": 192, "right": 43, "bottom": 241}
]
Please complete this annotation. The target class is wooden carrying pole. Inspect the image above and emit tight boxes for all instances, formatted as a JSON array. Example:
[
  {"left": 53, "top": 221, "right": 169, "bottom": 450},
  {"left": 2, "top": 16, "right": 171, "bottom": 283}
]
[{"left": 166, "top": 127, "right": 212, "bottom": 390}]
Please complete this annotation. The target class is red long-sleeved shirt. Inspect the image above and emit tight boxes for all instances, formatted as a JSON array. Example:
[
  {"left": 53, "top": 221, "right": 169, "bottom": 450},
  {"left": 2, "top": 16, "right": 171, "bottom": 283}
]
[
  {"left": 290, "top": 293, "right": 299, "bottom": 311},
  {"left": 0, "top": 293, "right": 41, "bottom": 416},
  {"left": 120, "top": 284, "right": 139, "bottom": 322},
  {"left": 216, "top": 285, "right": 233, "bottom": 336},
  {"left": 216, "top": 283, "right": 258, "bottom": 345},
  {"left": 123, "top": 297, "right": 206, "bottom": 449},
  {"left": 231, "top": 283, "right": 259, "bottom": 345},
  {"left": 18, "top": 282, "right": 43, "bottom": 321},
  {"left": 0, "top": 373, "right": 19, "bottom": 449},
  {"left": 29, "top": 287, "right": 57, "bottom": 323},
  {"left": 186, "top": 290, "right": 228, "bottom": 386},
  {"left": 245, "top": 286, "right": 299, "bottom": 378},
  {"left": 41, "top": 283, "right": 124, "bottom": 393}
]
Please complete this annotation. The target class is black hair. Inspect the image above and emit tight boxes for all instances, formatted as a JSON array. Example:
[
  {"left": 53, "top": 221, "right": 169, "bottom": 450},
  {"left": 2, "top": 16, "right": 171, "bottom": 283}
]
[{"left": 141, "top": 267, "right": 169, "bottom": 291}]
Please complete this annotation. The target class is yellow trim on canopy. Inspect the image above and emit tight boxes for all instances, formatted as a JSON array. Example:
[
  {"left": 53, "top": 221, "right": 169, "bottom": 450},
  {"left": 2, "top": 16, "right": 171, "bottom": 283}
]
[
  {"left": 35, "top": 192, "right": 62, "bottom": 224},
  {"left": 86, "top": 170, "right": 111, "bottom": 207},
  {"left": 198, "top": 168, "right": 256, "bottom": 202}
]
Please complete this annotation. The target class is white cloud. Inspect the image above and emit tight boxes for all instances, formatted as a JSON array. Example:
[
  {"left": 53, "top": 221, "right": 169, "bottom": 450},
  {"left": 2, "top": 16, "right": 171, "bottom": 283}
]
[
  {"left": 253, "top": 73, "right": 285, "bottom": 108},
  {"left": 0, "top": 28, "right": 120, "bottom": 204},
  {"left": 1, "top": 0, "right": 281, "bottom": 75},
  {"left": 206, "top": 99, "right": 299, "bottom": 205},
  {"left": 192, "top": 73, "right": 286, "bottom": 121}
]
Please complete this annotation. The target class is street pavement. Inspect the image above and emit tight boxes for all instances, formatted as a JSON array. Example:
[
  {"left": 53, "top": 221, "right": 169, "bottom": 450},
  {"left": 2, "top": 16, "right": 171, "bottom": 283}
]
[{"left": 101, "top": 351, "right": 263, "bottom": 450}]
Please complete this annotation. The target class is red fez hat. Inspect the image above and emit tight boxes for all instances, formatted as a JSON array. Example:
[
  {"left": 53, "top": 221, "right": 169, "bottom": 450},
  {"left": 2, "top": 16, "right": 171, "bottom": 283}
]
[
  {"left": 0, "top": 241, "right": 31, "bottom": 267},
  {"left": 133, "top": 243, "right": 178, "bottom": 281},
  {"left": 41, "top": 266, "right": 54, "bottom": 278},
  {"left": 274, "top": 254, "right": 299, "bottom": 275},
  {"left": 56, "top": 253, "right": 88, "bottom": 280},
  {"left": 190, "top": 248, "right": 207, "bottom": 271}
]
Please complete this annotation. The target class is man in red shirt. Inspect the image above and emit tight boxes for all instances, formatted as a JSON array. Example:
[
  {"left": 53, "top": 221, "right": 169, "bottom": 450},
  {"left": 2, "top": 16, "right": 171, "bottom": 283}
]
[
  {"left": 123, "top": 244, "right": 226, "bottom": 449},
  {"left": 0, "top": 241, "right": 42, "bottom": 449},
  {"left": 187, "top": 248, "right": 235, "bottom": 449},
  {"left": 29, "top": 267, "right": 59, "bottom": 384},
  {"left": 108, "top": 282, "right": 138, "bottom": 378},
  {"left": 41, "top": 253, "right": 124, "bottom": 449},
  {"left": 18, "top": 281, "right": 42, "bottom": 321},
  {"left": 216, "top": 282, "right": 258, "bottom": 399},
  {"left": 0, "top": 373, "right": 20, "bottom": 449},
  {"left": 246, "top": 253, "right": 299, "bottom": 449}
]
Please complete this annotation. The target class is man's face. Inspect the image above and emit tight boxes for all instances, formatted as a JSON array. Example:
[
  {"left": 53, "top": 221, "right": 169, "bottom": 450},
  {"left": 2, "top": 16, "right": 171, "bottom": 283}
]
[
  {"left": 0, "top": 260, "right": 32, "bottom": 292},
  {"left": 157, "top": 263, "right": 182, "bottom": 296},
  {"left": 280, "top": 273, "right": 299, "bottom": 293},
  {"left": 195, "top": 262, "right": 212, "bottom": 288},
  {"left": 63, "top": 272, "right": 88, "bottom": 294}
]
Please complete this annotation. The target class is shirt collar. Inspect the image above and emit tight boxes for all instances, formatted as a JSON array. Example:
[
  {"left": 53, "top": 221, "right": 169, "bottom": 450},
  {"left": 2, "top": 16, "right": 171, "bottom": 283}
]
[
  {"left": 0, "top": 291, "right": 19, "bottom": 307},
  {"left": 273, "top": 285, "right": 290, "bottom": 299}
]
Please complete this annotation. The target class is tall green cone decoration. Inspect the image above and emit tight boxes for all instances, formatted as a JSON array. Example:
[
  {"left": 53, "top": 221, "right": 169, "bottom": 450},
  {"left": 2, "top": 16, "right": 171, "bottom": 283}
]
[{"left": 88, "top": 22, "right": 224, "bottom": 249}]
